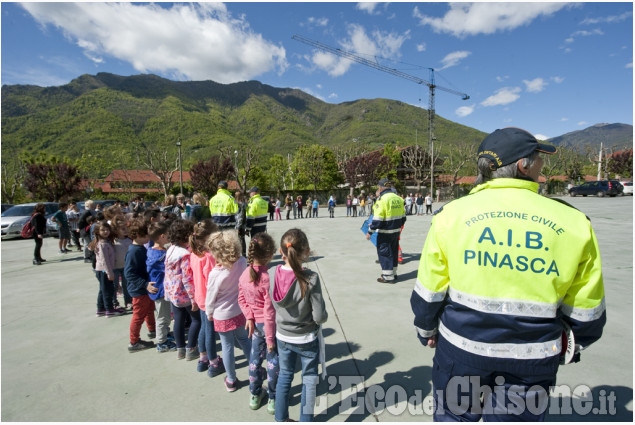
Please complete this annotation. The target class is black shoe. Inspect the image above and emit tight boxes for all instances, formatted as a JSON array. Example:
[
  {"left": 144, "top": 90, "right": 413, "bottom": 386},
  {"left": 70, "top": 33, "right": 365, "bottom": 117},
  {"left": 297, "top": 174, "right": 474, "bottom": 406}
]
[
  {"left": 377, "top": 277, "right": 396, "bottom": 284},
  {"left": 40, "top": 259, "right": 46, "bottom": 262},
  {"left": 33, "top": 259, "right": 42, "bottom": 265}
]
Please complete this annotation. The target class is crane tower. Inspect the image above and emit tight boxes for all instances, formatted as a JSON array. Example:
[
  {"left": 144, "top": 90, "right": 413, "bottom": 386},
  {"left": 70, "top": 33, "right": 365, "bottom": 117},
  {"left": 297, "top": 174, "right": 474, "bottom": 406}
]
[{"left": 292, "top": 34, "right": 469, "bottom": 196}]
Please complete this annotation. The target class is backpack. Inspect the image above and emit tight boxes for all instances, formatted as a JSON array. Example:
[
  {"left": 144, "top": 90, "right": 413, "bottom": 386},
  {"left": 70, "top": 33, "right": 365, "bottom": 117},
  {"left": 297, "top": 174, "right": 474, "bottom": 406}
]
[{"left": 21, "top": 215, "right": 35, "bottom": 238}]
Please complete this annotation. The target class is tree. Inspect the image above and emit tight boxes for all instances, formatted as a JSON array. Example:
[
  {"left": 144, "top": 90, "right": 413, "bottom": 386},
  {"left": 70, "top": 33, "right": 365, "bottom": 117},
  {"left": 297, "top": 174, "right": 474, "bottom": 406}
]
[
  {"left": 22, "top": 153, "right": 83, "bottom": 202},
  {"left": 219, "top": 144, "right": 262, "bottom": 193},
  {"left": 608, "top": 149, "right": 633, "bottom": 178},
  {"left": 400, "top": 145, "right": 428, "bottom": 192},
  {"left": 1, "top": 149, "right": 27, "bottom": 204},
  {"left": 136, "top": 144, "right": 179, "bottom": 200},
  {"left": 444, "top": 141, "right": 478, "bottom": 191},
  {"left": 267, "top": 154, "right": 291, "bottom": 195},
  {"left": 292, "top": 145, "right": 341, "bottom": 194},
  {"left": 189, "top": 155, "right": 235, "bottom": 197},
  {"left": 343, "top": 150, "right": 391, "bottom": 193}
]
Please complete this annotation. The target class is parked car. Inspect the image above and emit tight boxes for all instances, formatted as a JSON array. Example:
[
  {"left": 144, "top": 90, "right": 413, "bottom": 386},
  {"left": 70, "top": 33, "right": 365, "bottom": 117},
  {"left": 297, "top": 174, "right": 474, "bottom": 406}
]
[
  {"left": 1, "top": 202, "right": 59, "bottom": 240},
  {"left": 48, "top": 200, "right": 118, "bottom": 237},
  {"left": 568, "top": 180, "right": 623, "bottom": 197},
  {"left": 620, "top": 181, "right": 633, "bottom": 196},
  {"left": 1, "top": 204, "right": 14, "bottom": 213}
]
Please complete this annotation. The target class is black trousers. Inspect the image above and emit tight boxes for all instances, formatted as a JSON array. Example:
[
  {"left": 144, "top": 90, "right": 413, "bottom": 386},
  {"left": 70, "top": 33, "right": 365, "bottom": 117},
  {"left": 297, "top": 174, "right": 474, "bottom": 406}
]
[{"left": 33, "top": 236, "right": 43, "bottom": 261}]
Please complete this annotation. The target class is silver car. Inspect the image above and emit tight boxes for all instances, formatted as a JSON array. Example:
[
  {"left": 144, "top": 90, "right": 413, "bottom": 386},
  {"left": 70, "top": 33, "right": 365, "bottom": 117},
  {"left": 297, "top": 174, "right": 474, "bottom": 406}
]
[{"left": 1, "top": 203, "right": 59, "bottom": 240}]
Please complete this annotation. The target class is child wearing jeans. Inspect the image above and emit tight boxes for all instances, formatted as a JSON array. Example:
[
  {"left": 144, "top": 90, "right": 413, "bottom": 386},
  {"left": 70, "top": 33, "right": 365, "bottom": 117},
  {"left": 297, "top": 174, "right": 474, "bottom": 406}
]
[
  {"left": 147, "top": 221, "right": 177, "bottom": 353},
  {"left": 113, "top": 219, "right": 133, "bottom": 309},
  {"left": 205, "top": 230, "right": 251, "bottom": 392},
  {"left": 90, "top": 221, "right": 124, "bottom": 317},
  {"left": 164, "top": 219, "right": 200, "bottom": 361},
  {"left": 123, "top": 218, "right": 156, "bottom": 352},
  {"left": 238, "top": 234, "right": 279, "bottom": 413},
  {"left": 189, "top": 219, "right": 225, "bottom": 376},
  {"left": 272, "top": 228, "right": 328, "bottom": 422}
]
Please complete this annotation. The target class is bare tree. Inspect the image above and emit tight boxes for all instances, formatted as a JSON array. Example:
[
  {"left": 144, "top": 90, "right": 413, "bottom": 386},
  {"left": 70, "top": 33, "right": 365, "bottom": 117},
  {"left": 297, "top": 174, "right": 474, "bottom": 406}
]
[
  {"left": 400, "top": 145, "right": 428, "bottom": 192},
  {"left": 137, "top": 144, "right": 179, "bottom": 200},
  {"left": 219, "top": 143, "right": 262, "bottom": 192},
  {"left": 444, "top": 141, "right": 478, "bottom": 191},
  {"left": 2, "top": 150, "right": 27, "bottom": 204}
]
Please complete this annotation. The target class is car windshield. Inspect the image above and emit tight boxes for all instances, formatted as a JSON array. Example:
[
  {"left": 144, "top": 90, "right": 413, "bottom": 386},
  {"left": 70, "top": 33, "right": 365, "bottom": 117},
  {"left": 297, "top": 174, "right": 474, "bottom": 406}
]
[{"left": 2, "top": 205, "right": 35, "bottom": 217}]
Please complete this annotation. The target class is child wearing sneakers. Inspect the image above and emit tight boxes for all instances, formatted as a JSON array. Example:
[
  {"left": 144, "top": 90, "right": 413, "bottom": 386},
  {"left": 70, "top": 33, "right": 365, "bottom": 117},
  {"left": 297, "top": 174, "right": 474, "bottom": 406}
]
[
  {"left": 189, "top": 219, "right": 225, "bottom": 377},
  {"left": 113, "top": 218, "right": 133, "bottom": 310},
  {"left": 90, "top": 221, "right": 124, "bottom": 318},
  {"left": 164, "top": 219, "right": 200, "bottom": 361},
  {"left": 238, "top": 234, "right": 279, "bottom": 413},
  {"left": 147, "top": 221, "right": 177, "bottom": 353},
  {"left": 124, "top": 218, "right": 156, "bottom": 353},
  {"left": 205, "top": 230, "right": 251, "bottom": 392}
]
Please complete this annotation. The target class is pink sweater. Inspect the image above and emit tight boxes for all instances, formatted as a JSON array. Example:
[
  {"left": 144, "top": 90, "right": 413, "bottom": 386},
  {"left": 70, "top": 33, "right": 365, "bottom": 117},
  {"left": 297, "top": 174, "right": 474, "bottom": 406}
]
[
  {"left": 94, "top": 240, "right": 115, "bottom": 280},
  {"left": 238, "top": 265, "right": 276, "bottom": 346},
  {"left": 190, "top": 252, "right": 215, "bottom": 311}
]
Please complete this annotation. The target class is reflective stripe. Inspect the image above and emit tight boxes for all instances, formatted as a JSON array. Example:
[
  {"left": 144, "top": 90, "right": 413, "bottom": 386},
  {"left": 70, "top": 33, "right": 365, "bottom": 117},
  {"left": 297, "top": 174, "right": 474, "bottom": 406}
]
[
  {"left": 439, "top": 321, "right": 561, "bottom": 360},
  {"left": 251, "top": 214, "right": 268, "bottom": 220},
  {"left": 413, "top": 279, "right": 447, "bottom": 303},
  {"left": 373, "top": 214, "right": 406, "bottom": 222},
  {"left": 416, "top": 326, "right": 437, "bottom": 338},
  {"left": 213, "top": 213, "right": 235, "bottom": 217},
  {"left": 560, "top": 298, "right": 606, "bottom": 322},
  {"left": 376, "top": 228, "right": 402, "bottom": 234},
  {"left": 448, "top": 287, "right": 559, "bottom": 318}
]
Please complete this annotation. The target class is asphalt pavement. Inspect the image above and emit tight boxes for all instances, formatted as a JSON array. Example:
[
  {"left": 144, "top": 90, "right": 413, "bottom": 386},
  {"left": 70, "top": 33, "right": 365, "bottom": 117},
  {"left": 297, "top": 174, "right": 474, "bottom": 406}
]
[{"left": 1, "top": 196, "right": 632, "bottom": 421}]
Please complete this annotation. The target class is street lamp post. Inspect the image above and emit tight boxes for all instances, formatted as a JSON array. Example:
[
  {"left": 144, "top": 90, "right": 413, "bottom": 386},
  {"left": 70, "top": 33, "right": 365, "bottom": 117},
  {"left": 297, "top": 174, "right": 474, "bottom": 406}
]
[
  {"left": 176, "top": 141, "right": 183, "bottom": 194},
  {"left": 234, "top": 150, "right": 239, "bottom": 190}
]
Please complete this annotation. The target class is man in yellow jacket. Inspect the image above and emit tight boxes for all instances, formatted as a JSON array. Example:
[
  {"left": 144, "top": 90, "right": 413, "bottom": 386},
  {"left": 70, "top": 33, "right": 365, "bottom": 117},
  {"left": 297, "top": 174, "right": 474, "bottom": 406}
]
[
  {"left": 245, "top": 186, "right": 269, "bottom": 238},
  {"left": 209, "top": 181, "right": 238, "bottom": 230},
  {"left": 411, "top": 128, "right": 606, "bottom": 421}
]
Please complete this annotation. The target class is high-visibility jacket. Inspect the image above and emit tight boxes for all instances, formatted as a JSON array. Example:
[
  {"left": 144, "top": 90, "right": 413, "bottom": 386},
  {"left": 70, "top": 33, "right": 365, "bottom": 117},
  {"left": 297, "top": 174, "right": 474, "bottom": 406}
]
[
  {"left": 369, "top": 189, "right": 406, "bottom": 234},
  {"left": 411, "top": 178, "right": 606, "bottom": 375},
  {"left": 209, "top": 188, "right": 238, "bottom": 229},
  {"left": 245, "top": 194, "right": 269, "bottom": 234}
]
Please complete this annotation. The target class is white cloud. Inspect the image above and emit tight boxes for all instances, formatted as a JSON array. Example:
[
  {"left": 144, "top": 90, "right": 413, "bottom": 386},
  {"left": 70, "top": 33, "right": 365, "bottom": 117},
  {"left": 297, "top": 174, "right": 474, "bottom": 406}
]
[
  {"left": 20, "top": 2, "right": 287, "bottom": 84},
  {"left": 439, "top": 50, "right": 471, "bottom": 70},
  {"left": 307, "top": 17, "right": 329, "bottom": 27},
  {"left": 316, "top": 84, "right": 322, "bottom": 89},
  {"left": 455, "top": 105, "right": 474, "bottom": 117},
  {"left": 310, "top": 24, "right": 410, "bottom": 77},
  {"left": 413, "top": 3, "right": 568, "bottom": 38},
  {"left": 416, "top": 43, "right": 427, "bottom": 52},
  {"left": 534, "top": 134, "right": 549, "bottom": 141},
  {"left": 496, "top": 75, "right": 509, "bottom": 82},
  {"left": 551, "top": 76, "right": 565, "bottom": 84},
  {"left": 560, "top": 117, "right": 569, "bottom": 122},
  {"left": 328, "top": 93, "right": 338, "bottom": 99},
  {"left": 565, "top": 28, "right": 604, "bottom": 43},
  {"left": 481, "top": 87, "right": 521, "bottom": 107},
  {"left": 577, "top": 121, "right": 588, "bottom": 126},
  {"left": 356, "top": 3, "right": 380, "bottom": 15},
  {"left": 580, "top": 11, "right": 632, "bottom": 25},
  {"left": 523, "top": 78, "right": 547, "bottom": 93},
  {"left": 626, "top": 62, "right": 633, "bottom": 69}
]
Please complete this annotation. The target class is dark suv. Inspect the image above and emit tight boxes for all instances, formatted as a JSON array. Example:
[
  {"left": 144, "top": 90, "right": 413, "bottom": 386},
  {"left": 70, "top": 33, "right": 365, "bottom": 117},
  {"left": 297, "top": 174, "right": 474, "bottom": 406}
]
[{"left": 569, "top": 180, "right": 623, "bottom": 197}]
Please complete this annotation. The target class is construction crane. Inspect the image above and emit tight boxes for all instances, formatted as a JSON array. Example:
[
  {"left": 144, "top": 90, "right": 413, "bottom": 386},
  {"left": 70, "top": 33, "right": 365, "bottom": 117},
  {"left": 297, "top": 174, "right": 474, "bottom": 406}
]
[{"left": 292, "top": 34, "right": 469, "bottom": 197}]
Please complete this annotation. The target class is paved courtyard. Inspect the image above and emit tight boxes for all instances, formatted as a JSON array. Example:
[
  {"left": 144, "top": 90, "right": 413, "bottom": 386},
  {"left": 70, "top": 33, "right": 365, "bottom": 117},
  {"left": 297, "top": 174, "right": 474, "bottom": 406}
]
[{"left": 1, "top": 196, "right": 632, "bottom": 421}]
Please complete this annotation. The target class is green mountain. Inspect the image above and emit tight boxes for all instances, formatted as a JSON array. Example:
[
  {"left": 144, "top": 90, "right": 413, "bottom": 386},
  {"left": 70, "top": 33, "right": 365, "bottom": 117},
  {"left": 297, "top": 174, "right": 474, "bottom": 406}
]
[
  {"left": 2, "top": 72, "right": 486, "bottom": 167},
  {"left": 548, "top": 123, "right": 633, "bottom": 150}
]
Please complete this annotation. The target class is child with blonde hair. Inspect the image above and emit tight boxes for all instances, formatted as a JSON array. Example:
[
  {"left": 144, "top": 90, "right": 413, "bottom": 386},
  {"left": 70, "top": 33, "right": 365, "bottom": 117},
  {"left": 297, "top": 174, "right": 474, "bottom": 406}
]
[
  {"left": 189, "top": 219, "right": 224, "bottom": 377},
  {"left": 238, "top": 233, "right": 279, "bottom": 413},
  {"left": 205, "top": 230, "right": 251, "bottom": 392},
  {"left": 272, "top": 228, "right": 328, "bottom": 422}
]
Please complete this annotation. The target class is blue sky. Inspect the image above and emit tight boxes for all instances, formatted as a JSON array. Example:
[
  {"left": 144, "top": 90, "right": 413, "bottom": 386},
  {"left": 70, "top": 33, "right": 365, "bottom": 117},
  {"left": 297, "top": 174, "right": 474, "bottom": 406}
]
[{"left": 2, "top": 2, "right": 633, "bottom": 140}]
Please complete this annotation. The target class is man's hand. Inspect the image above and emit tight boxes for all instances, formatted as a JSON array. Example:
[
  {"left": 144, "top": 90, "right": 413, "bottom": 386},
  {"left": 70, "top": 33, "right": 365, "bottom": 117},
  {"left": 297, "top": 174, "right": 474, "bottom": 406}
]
[
  {"left": 366, "top": 232, "right": 371, "bottom": 241},
  {"left": 147, "top": 282, "right": 158, "bottom": 294},
  {"left": 427, "top": 336, "right": 438, "bottom": 348}
]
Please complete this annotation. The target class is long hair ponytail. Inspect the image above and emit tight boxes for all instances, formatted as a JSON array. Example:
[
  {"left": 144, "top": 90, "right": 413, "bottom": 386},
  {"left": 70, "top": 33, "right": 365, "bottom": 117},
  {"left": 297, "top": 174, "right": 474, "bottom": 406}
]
[{"left": 280, "top": 228, "right": 310, "bottom": 298}]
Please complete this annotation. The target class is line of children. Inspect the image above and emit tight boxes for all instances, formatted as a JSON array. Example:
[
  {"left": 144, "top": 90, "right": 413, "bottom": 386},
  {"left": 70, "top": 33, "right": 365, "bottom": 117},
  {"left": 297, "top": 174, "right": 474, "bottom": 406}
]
[{"left": 90, "top": 221, "right": 124, "bottom": 317}]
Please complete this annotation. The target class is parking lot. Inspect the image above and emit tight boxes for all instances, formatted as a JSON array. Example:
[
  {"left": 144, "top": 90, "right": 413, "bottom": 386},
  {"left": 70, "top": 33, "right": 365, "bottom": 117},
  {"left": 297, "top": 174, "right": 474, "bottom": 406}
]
[{"left": 1, "top": 196, "right": 632, "bottom": 421}]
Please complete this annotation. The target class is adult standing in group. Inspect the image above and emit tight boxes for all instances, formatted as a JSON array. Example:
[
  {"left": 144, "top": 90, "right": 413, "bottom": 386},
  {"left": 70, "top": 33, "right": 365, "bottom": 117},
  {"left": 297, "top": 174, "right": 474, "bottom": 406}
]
[
  {"left": 415, "top": 193, "right": 424, "bottom": 215},
  {"left": 78, "top": 200, "right": 96, "bottom": 262},
  {"left": 31, "top": 203, "right": 47, "bottom": 265},
  {"left": 209, "top": 181, "right": 238, "bottom": 230},
  {"left": 424, "top": 193, "right": 433, "bottom": 215},
  {"left": 410, "top": 127, "right": 606, "bottom": 421},
  {"left": 366, "top": 178, "right": 406, "bottom": 283},
  {"left": 285, "top": 193, "right": 293, "bottom": 220},
  {"left": 190, "top": 193, "right": 211, "bottom": 223},
  {"left": 52, "top": 202, "right": 71, "bottom": 254},
  {"left": 66, "top": 201, "right": 82, "bottom": 251},
  {"left": 245, "top": 186, "right": 269, "bottom": 239},
  {"left": 234, "top": 191, "right": 247, "bottom": 256},
  {"left": 352, "top": 195, "right": 359, "bottom": 217}
]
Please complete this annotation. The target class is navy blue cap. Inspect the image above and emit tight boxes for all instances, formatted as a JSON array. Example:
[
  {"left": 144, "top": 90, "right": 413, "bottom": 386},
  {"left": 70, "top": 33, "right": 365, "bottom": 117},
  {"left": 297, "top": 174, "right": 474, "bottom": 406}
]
[
  {"left": 478, "top": 128, "right": 557, "bottom": 169},
  {"left": 378, "top": 178, "right": 393, "bottom": 187},
  {"left": 248, "top": 186, "right": 259, "bottom": 193},
  {"left": 218, "top": 181, "right": 228, "bottom": 189}
]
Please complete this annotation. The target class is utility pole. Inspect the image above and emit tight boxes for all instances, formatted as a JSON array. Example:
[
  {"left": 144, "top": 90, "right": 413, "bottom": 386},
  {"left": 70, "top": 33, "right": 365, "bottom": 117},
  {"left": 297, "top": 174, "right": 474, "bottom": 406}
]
[{"left": 176, "top": 140, "right": 183, "bottom": 194}]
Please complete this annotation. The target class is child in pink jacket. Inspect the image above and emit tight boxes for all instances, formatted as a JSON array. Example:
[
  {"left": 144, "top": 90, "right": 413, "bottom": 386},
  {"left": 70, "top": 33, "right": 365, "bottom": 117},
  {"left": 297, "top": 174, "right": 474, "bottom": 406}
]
[{"left": 238, "top": 233, "right": 279, "bottom": 413}]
